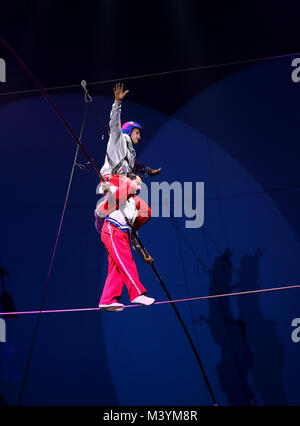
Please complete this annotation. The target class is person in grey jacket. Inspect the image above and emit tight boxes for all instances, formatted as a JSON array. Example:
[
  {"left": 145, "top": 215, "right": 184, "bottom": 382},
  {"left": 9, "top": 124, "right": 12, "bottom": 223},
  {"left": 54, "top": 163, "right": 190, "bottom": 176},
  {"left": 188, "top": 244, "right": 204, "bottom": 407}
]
[
  {"left": 100, "top": 82, "right": 161, "bottom": 180},
  {"left": 96, "top": 83, "right": 159, "bottom": 270}
]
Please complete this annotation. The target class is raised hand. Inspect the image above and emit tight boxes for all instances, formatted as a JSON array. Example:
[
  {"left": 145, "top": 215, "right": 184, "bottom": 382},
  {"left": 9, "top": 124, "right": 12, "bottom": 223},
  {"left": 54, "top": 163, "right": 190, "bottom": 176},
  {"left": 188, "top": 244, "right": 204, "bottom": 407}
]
[
  {"left": 143, "top": 254, "right": 154, "bottom": 264},
  {"left": 113, "top": 83, "right": 129, "bottom": 102}
]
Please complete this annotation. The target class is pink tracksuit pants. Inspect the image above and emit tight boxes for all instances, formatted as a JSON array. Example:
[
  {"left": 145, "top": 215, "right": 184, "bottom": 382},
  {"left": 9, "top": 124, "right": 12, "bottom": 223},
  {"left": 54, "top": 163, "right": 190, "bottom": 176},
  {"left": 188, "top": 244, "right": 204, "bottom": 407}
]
[{"left": 99, "top": 221, "right": 147, "bottom": 305}]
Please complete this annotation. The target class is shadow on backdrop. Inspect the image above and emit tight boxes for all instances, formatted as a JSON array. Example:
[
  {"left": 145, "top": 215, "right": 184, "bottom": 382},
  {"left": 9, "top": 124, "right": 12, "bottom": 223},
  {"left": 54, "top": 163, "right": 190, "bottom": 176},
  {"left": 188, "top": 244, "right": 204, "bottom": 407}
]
[
  {"left": 195, "top": 249, "right": 256, "bottom": 406},
  {"left": 237, "top": 248, "right": 288, "bottom": 406}
]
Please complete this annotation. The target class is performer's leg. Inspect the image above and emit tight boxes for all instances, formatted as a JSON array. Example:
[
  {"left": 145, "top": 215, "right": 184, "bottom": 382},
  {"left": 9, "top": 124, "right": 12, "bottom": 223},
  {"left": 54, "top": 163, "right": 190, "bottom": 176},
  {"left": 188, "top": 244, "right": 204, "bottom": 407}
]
[
  {"left": 105, "top": 222, "right": 147, "bottom": 301},
  {"left": 99, "top": 250, "right": 124, "bottom": 305}
]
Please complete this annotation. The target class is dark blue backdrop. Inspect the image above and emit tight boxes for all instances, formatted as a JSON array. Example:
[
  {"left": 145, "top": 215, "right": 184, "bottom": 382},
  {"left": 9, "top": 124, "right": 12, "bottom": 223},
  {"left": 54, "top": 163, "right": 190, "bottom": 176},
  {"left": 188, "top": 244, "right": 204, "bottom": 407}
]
[{"left": 1, "top": 57, "right": 300, "bottom": 406}]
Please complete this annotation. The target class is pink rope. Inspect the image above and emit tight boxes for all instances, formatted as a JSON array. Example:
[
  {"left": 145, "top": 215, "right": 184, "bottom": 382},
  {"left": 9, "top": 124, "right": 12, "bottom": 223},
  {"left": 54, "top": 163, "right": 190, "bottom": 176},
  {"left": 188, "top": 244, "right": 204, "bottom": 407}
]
[{"left": 1, "top": 283, "right": 300, "bottom": 316}]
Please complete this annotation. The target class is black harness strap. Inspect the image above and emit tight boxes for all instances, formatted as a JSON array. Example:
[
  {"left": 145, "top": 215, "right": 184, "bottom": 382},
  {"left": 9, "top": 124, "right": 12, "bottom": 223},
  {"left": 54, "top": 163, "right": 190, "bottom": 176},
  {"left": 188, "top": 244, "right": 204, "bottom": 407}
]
[{"left": 106, "top": 139, "right": 134, "bottom": 176}]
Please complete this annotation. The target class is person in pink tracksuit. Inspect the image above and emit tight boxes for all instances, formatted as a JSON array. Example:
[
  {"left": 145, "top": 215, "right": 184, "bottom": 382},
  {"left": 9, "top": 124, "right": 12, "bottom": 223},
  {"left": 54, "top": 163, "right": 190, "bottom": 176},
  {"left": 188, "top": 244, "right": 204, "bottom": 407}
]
[{"left": 96, "top": 174, "right": 155, "bottom": 312}]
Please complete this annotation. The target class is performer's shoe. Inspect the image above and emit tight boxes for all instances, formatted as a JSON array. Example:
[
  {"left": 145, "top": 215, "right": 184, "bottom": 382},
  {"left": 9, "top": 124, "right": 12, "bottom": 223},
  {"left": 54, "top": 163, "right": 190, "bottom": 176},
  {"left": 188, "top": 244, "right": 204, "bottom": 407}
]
[
  {"left": 131, "top": 295, "right": 155, "bottom": 306},
  {"left": 99, "top": 302, "right": 125, "bottom": 312}
]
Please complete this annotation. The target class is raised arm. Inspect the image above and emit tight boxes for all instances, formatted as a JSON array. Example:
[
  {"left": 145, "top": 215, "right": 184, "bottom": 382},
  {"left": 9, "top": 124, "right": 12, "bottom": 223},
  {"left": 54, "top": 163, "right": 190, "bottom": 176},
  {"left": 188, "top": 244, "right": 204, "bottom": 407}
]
[
  {"left": 108, "top": 83, "right": 130, "bottom": 154},
  {"left": 109, "top": 83, "right": 129, "bottom": 129}
]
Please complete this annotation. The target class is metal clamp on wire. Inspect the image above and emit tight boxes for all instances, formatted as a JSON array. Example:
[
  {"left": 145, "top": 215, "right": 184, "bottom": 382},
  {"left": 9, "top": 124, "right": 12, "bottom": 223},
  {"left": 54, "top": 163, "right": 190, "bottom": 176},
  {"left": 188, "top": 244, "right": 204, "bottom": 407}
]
[
  {"left": 81, "top": 80, "right": 92, "bottom": 103},
  {"left": 74, "top": 162, "right": 86, "bottom": 171}
]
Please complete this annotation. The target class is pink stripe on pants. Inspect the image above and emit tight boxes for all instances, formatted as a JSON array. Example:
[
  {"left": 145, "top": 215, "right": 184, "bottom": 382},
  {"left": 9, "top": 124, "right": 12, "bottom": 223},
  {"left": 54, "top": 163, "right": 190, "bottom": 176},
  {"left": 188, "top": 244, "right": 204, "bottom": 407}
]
[{"left": 99, "top": 221, "right": 147, "bottom": 304}]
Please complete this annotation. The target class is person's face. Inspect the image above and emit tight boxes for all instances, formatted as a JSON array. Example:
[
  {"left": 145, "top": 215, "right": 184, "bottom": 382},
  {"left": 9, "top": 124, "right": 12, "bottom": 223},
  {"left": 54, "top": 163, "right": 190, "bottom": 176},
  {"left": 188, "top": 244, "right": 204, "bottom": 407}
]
[
  {"left": 134, "top": 176, "right": 142, "bottom": 191},
  {"left": 130, "top": 128, "right": 141, "bottom": 145}
]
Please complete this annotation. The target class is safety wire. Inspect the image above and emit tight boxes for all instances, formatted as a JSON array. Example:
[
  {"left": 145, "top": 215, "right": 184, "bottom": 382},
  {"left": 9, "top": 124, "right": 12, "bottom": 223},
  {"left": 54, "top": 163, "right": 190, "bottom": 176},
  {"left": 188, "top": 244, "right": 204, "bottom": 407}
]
[
  {"left": 1, "top": 283, "right": 300, "bottom": 316},
  {"left": 1, "top": 51, "right": 300, "bottom": 98},
  {"left": 17, "top": 95, "right": 91, "bottom": 407}
]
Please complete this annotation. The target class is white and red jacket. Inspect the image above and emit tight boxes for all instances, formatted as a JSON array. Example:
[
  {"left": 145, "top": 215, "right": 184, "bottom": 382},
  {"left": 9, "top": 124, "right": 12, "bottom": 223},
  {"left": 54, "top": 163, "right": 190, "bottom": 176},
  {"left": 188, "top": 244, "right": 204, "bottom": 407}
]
[
  {"left": 95, "top": 174, "right": 151, "bottom": 233},
  {"left": 96, "top": 176, "right": 150, "bottom": 305}
]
